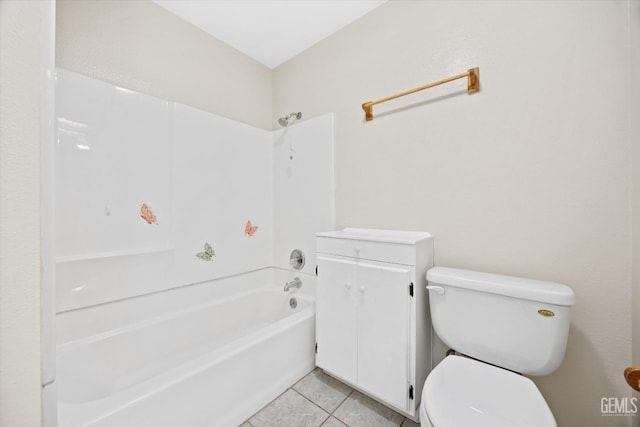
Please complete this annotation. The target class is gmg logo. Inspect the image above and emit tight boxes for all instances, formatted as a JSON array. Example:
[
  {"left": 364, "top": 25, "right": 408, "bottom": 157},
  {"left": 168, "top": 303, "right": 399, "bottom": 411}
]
[{"left": 601, "top": 397, "right": 638, "bottom": 416}]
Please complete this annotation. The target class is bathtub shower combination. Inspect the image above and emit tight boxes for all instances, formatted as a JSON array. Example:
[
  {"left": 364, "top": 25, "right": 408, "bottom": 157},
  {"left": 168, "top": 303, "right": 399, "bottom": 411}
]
[
  {"left": 54, "top": 70, "right": 334, "bottom": 426},
  {"left": 57, "top": 270, "right": 315, "bottom": 426}
]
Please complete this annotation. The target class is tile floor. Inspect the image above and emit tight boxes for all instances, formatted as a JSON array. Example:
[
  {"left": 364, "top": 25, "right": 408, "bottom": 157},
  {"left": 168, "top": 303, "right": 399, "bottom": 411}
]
[{"left": 241, "top": 368, "right": 420, "bottom": 427}]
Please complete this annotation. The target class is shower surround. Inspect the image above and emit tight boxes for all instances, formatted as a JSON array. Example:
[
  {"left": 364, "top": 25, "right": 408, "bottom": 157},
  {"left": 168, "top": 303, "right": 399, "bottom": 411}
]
[{"left": 54, "top": 69, "right": 334, "bottom": 426}]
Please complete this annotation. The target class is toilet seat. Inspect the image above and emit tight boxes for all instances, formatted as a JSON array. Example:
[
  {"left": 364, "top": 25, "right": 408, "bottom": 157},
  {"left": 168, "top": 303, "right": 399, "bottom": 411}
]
[{"left": 421, "top": 355, "right": 557, "bottom": 427}]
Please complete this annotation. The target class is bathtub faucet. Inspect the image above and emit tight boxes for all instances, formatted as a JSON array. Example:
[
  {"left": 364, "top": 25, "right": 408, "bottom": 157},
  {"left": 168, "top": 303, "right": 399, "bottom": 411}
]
[{"left": 284, "top": 277, "right": 302, "bottom": 292}]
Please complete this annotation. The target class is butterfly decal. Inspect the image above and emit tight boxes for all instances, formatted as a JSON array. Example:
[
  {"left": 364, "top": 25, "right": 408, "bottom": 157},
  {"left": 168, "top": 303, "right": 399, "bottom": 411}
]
[
  {"left": 140, "top": 203, "right": 157, "bottom": 225},
  {"left": 196, "top": 242, "right": 215, "bottom": 262},
  {"left": 245, "top": 220, "right": 258, "bottom": 237}
]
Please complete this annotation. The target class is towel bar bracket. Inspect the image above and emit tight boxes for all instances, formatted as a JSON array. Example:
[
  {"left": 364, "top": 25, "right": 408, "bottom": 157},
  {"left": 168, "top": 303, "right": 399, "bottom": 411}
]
[{"left": 467, "top": 67, "right": 480, "bottom": 94}]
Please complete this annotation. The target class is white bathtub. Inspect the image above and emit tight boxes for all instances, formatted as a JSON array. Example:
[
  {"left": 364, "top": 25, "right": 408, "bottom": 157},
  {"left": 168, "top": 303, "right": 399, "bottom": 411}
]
[{"left": 57, "top": 278, "right": 315, "bottom": 426}]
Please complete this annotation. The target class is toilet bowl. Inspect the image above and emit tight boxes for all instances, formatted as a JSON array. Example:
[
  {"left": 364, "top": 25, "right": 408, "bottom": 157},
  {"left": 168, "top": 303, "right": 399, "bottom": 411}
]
[
  {"left": 420, "top": 356, "right": 556, "bottom": 426},
  {"left": 421, "top": 267, "right": 575, "bottom": 427}
]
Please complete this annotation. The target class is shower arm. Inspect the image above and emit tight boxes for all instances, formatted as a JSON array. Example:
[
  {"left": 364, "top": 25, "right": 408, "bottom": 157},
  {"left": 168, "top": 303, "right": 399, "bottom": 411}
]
[{"left": 278, "top": 112, "right": 302, "bottom": 127}]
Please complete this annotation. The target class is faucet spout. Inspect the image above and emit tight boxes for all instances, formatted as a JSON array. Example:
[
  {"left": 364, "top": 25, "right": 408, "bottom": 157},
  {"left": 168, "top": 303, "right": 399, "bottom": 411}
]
[{"left": 284, "top": 277, "right": 302, "bottom": 292}]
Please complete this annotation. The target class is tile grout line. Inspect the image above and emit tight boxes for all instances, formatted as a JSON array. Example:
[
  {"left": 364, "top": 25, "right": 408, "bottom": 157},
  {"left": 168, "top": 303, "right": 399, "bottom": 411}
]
[
  {"left": 292, "top": 375, "right": 355, "bottom": 425},
  {"left": 246, "top": 368, "right": 410, "bottom": 427},
  {"left": 242, "top": 386, "right": 294, "bottom": 426},
  {"left": 295, "top": 371, "right": 409, "bottom": 426},
  {"left": 326, "top": 387, "right": 407, "bottom": 427},
  {"left": 289, "top": 388, "right": 332, "bottom": 425},
  {"left": 330, "top": 389, "right": 354, "bottom": 417}
]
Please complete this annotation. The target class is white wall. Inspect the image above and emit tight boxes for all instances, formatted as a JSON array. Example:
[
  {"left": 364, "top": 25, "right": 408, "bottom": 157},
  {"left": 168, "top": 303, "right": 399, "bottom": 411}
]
[
  {"left": 0, "top": 1, "right": 45, "bottom": 425},
  {"left": 56, "top": 0, "right": 272, "bottom": 131},
  {"left": 631, "top": 0, "right": 640, "bottom": 422},
  {"left": 274, "top": 1, "right": 633, "bottom": 425}
]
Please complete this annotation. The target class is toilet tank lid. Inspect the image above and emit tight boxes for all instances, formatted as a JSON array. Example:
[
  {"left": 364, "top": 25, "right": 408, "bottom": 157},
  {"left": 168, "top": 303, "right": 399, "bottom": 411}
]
[{"left": 427, "top": 267, "right": 575, "bottom": 306}]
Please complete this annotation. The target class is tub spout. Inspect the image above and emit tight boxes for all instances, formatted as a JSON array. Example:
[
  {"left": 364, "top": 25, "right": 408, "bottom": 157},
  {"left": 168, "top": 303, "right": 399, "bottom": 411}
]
[{"left": 284, "top": 277, "right": 302, "bottom": 292}]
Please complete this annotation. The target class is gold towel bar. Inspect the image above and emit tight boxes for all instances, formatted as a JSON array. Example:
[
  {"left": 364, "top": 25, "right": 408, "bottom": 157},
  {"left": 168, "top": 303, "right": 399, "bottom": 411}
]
[{"left": 362, "top": 67, "right": 480, "bottom": 122}]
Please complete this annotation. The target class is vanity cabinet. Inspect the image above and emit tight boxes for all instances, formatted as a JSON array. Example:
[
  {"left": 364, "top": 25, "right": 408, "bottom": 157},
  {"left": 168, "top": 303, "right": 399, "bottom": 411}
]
[{"left": 315, "top": 228, "right": 434, "bottom": 419}]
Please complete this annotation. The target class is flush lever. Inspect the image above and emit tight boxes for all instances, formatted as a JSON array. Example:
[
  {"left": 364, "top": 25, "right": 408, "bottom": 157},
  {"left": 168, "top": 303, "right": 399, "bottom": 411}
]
[{"left": 426, "top": 285, "right": 445, "bottom": 295}]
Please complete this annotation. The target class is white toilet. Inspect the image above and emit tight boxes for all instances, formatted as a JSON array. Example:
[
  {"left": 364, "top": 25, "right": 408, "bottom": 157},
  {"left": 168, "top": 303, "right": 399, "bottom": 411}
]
[{"left": 420, "top": 267, "right": 575, "bottom": 427}]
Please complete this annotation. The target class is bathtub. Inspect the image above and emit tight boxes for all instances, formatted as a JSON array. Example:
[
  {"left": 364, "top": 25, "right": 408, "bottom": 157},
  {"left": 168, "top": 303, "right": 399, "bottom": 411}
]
[{"left": 56, "top": 279, "right": 315, "bottom": 426}]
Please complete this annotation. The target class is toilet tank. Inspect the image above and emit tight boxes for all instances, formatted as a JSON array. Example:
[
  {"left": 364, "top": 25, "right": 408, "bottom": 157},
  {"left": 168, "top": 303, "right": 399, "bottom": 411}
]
[{"left": 426, "top": 267, "right": 575, "bottom": 376}]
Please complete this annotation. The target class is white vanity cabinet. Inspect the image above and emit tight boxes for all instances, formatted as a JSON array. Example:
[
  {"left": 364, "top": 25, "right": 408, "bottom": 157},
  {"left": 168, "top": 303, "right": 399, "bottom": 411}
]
[{"left": 315, "top": 228, "right": 434, "bottom": 419}]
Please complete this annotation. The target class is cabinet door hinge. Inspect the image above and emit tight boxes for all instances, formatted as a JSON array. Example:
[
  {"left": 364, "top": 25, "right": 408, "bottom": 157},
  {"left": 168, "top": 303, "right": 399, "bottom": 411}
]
[
  {"left": 315, "top": 342, "right": 318, "bottom": 354},
  {"left": 409, "top": 282, "right": 414, "bottom": 297},
  {"left": 409, "top": 385, "right": 414, "bottom": 400}
]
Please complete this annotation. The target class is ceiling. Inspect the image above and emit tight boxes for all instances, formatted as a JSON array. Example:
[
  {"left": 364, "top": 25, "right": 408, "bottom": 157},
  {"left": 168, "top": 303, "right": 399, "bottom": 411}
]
[{"left": 152, "top": 0, "right": 387, "bottom": 69}]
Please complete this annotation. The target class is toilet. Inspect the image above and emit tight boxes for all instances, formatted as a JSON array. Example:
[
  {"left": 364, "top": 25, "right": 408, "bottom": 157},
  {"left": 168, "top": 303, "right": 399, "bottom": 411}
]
[{"left": 420, "top": 267, "right": 575, "bottom": 427}]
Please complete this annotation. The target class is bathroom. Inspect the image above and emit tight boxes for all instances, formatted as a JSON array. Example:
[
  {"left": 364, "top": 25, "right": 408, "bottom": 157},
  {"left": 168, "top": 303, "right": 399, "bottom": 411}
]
[{"left": 1, "top": 0, "right": 639, "bottom": 426}]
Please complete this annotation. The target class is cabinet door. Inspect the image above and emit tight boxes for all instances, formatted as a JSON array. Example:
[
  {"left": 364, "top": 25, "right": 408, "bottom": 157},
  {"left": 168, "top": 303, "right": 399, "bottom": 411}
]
[
  {"left": 356, "top": 261, "right": 411, "bottom": 411},
  {"left": 316, "top": 254, "right": 357, "bottom": 384}
]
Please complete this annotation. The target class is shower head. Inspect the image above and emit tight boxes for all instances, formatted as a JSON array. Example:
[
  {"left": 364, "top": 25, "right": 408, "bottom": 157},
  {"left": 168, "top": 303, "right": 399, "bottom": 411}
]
[{"left": 278, "top": 112, "right": 302, "bottom": 127}]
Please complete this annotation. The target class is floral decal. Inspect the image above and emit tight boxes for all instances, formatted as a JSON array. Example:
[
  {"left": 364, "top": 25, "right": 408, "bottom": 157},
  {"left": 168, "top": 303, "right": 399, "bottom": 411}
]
[
  {"left": 196, "top": 242, "right": 215, "bottom": 261},
  {"left": 140, "top": 203, "right": 157, "bottom": 225},
  {"left": 245, "top": 220, "right": 258, "bottom": 237}
]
